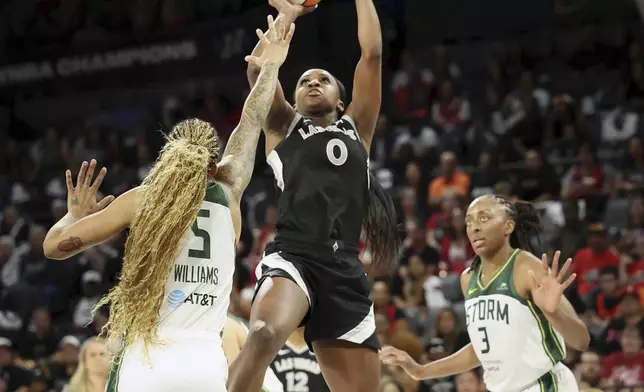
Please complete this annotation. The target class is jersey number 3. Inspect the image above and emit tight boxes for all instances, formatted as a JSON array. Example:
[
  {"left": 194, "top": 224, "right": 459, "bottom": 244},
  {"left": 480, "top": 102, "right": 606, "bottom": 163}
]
[
  {"left": 189, "top": 209, "right": 211, "bottom": 259},
  {"left": 478, "top": 327, "right": 491, "bottom": 354},
  {"left": 326, "top": 138, "right": 348, "bottom": 166}
]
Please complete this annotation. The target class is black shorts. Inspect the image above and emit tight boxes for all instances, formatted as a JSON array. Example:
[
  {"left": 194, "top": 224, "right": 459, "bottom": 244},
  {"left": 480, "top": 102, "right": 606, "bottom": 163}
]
[{"left": 254, "top": 242, "right": 380, "bottom": 352}]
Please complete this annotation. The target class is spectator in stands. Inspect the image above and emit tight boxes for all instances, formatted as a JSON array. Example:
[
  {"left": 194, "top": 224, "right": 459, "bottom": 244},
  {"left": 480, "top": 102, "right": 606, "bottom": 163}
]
[
  {"left": 396, "top": 255, "right": 429, "bottom": 336},
  {"left": 514, "top": 150, "right": 560, "bottom": 202},
  {"left": 0, "top": 337, "right": 31, "bottom": 391},
  {"left": 561, "top": 143, "right": 611, "bottom": 220},
  {"left": 424, "top": 308, "right": 469, "bottom": 362},
  {"left": 45, "top": 336, "right": 81, "bottom": 391},
  {"left": 577, "top": 349, "right": 603, "bottom": 390},
  {"left": 0, "top": 235, "right": 22, "bottom": 288},
  {"left": 590, "top": 267, "right": 623, "bottom": 324},
  {"left": 426, "top": 191, "right": 460, "bottom": 249},
  {"left": 18, "top": 307, "right": 58, "bottom": 361},
  {"left": 372, "top": 280, "right": 408, "bottom": 335},
  {"left": 0, "top": 205, "right": 29, "bottom": 245},
  {"left": 251, "top": 205, "right": 277, "bottom": 258},
  {"left": 600, "top": 288, "right": 644, "bottom": 356},
  {"left": 454, "top": 369, "right": 485, "bottom": 392},
  {"left": 420, "top": 308, "right": 470, "bottom": 391},
  {"left": 601, "top": 325, "right": 644, "bottom": 388},
  {"left": 71, "top": 272, "right": 102, "bottom": 332},
  {"left": 383, "top": 331, "right": 424, "bottom": 392},
  {"left": 468, "top": 151, "right": 505, "bottom": 199},
  {"left": 431, "top": 79, "right": 471, "bottom": 145},
  {"left": 627, "top": 195, "right": 644, "bottom": 240},
  {"left": 572, "top": 224, "right": 621, "bottom": 304},
  {"left": 614, "top": 137, "right": 644, "bottom": 195},
  {"left": 550, "top": 199, "right": 588, "bottom": 262},
  {"left": 428, "top": 151, "right": 470, "bottom": 206},
  {"left": 601, "top": 106, "right": 639, "bottom": 147},
  {"left": 63, "top": 337, "right": 109, "bottom": 392},
  {"left": 439, "top": 208, "right": 474, "bottom": 274}
]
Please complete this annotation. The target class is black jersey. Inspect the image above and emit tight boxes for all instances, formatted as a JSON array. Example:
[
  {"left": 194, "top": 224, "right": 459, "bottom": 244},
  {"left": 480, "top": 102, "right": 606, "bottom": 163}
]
[
  {"left": 266, "top": 114, "right": 369, "bottom": 252},
  {"left": 269, "top": 341, "right": 330, "bottom": 392}
]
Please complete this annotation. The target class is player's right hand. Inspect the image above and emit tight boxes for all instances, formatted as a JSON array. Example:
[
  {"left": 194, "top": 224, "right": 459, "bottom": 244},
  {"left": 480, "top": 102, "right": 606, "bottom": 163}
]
[
  {"left": 245, "top": 14, "right": 295, "bottom": 68},
  {"left": 379, "top": 346, "right": 423, "bottom": 380},
  {"left": 65, "top": 159, "right": 114, "bottom": 219}
]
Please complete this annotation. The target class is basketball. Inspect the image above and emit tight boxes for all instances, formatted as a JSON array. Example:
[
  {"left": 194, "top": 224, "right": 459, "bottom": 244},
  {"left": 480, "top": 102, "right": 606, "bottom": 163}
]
[{"left": 289, "top": 0, "right": 321, "bottom": 7}]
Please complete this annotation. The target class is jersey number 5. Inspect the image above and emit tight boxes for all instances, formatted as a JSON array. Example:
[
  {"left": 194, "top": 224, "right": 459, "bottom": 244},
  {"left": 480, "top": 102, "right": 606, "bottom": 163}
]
[
  {"left": 189, "top": 209, "right": 211, "bottom": 259},
  {"left": 478, "top": 327, "right": 491, "bottom": 354},
  {"left": 326, "top": 138, "right": 348, "bottom": 166}
]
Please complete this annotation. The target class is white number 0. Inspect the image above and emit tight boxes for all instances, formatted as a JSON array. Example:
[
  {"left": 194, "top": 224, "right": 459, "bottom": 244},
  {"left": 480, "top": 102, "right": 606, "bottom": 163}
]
[{"left": 326, "top": 138, "right": 348, "bottom": 166}]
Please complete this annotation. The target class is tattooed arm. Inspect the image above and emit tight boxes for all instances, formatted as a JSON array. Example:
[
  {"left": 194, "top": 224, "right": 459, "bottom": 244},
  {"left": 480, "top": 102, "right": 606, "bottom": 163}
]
[
  {"left": 43, "top": 188, "right": 138, "bottom": 259},
  {"left": 216, "top": 61, "right": 281, "bottom": 201}
]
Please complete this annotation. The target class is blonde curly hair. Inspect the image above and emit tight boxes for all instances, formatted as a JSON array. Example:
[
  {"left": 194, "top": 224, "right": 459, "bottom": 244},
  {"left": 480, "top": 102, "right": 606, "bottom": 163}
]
[{"left": 94, "top": 119, "right": 219, "bottom": 354}]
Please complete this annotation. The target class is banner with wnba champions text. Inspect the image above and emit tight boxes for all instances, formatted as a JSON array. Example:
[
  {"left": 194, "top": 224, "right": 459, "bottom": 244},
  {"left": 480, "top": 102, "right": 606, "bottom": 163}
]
[{"left": 0, "top": 6, "right": 328, "bottom": 93}]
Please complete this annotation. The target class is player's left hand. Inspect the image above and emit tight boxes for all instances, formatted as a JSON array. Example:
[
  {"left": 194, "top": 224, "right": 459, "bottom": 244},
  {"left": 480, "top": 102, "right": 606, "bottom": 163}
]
[
  {"left": 268, "top": 0, "right": 316, "bottom": 25},
  {"left": 529, "top": 251, "right": 576, "bottom": 315},
  {"left": 65, "top": 159, "right": 114, "bottom": 219}
]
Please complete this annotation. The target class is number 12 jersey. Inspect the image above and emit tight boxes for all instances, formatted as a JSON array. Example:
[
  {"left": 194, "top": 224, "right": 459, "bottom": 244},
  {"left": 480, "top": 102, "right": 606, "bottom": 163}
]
[{"left": 266, "top": 114, "right": 369, "bottom": 248}]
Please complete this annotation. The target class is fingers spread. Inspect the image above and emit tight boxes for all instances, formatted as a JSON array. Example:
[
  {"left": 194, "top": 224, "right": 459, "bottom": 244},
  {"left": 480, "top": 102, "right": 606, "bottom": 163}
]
[
  {"left": 285, "top": 23, "right": 295, "bottom": 43},
  {"left": 77, "top": 161, "right": 88, "bottom": 188},
  {"left": 84, "top": 159, "right": 97, "bottom": 188},
  {"left": 65, "top": 170, "right": 74, "bottom": 192},
  {"left": 90, "top": 167, "right": 107, "bottom": 190}
]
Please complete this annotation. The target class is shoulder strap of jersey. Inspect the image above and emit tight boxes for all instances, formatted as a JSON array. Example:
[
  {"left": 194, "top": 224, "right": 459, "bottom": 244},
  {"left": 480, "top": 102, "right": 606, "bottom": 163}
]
[{"left": 285, "top": 113, "right": 303, "bottom": 138}]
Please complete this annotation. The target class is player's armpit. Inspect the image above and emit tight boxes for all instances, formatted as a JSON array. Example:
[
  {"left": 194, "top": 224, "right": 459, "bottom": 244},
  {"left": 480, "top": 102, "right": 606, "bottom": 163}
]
[{"left": 43, "top": 188, "right": 138, "bottom": 260}]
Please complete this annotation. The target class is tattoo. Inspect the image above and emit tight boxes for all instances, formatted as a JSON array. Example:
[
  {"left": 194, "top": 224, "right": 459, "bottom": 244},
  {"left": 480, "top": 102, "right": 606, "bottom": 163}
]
[
  {"left": 71, "top": 197, "right": 80, "bottom": 205},
  {"left": 223, "top": 62, "right": 280, "bottom": 198},
  {"left": 57, "top": 236, "right": 83, "bottom": 252}
]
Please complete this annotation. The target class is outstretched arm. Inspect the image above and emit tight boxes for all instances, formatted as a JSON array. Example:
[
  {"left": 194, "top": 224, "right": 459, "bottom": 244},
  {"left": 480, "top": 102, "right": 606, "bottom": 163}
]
[
  {"left": 380, "top": 270, "right": 481, "bottom": 380},
  {"left": 380, "top": 344, "right": 480, "bottom": 380},
  {"left": 345, "top": 0, "right": 383, "bottom": 152},
  {"left": 217, "top": 17, "right": 294, "bottom": 201},
  {"left": 246, "top": 13, "right": 296, "bottom": 143},
  {"left": 43, "top": 160, "right": 136, "bottom": 260}
]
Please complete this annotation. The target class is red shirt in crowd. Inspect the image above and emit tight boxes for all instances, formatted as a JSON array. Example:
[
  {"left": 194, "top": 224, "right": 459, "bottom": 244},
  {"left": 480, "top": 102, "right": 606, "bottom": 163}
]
[
  {"left": 572, "top": 247, "right": 620, "bottom": 296},
  {"left": 570, "top": 166, "right": 604, "bottom": 198},
  {"left": 440, "top": 237, "right": 475, "bottom": 274},
  {"left": 602, "top": 352, "right": 644, "bottom": 387}
]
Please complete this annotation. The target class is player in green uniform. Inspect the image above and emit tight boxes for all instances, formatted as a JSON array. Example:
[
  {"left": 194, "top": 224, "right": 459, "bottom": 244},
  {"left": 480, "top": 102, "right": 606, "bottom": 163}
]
[{"left": 380, "top": 195, "right": 590, "bottom": 392}]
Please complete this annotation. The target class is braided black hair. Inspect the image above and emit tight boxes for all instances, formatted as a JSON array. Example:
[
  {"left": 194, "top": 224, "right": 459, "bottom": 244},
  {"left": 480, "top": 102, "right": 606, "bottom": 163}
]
[
  {"left": 363, "top": 172, "right": 401, "bottom": 275},
  {"left": 470, "top": 196, "right": 541, "bottom": 270}
]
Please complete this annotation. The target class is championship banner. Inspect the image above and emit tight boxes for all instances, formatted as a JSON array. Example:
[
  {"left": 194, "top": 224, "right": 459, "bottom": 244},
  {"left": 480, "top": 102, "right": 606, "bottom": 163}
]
[{"left": 0, "top": 6, "right": 323, "bottom": 92}]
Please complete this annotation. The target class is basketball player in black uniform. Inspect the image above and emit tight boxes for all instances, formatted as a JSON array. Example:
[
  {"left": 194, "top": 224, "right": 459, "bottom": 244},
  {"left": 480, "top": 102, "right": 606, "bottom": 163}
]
[
  {"left": 227, "top": 0, "right": 400, "bottom": 391},
  {"left": 270, "top": 328, "right": 330, "bottom": 392}
]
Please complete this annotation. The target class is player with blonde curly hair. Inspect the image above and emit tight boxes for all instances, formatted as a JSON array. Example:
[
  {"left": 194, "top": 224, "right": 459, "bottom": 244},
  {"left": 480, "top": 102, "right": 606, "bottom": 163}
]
[{"left": 43, "top": 15, "right": 295, "bottom": 392}]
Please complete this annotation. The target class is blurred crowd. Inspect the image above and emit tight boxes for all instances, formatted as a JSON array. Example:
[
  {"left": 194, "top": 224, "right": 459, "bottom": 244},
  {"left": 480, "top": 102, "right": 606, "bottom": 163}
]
[
  {"left": 2, "top": 2, "right": 644, "bottom": 392},
  {"left": 0, "top": 0, "right": 271, "bottom": 55}
]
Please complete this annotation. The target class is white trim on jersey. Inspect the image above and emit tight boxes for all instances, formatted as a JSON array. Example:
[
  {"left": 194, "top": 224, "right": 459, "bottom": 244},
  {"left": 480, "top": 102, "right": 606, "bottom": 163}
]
[
  {"left": 267, "top": 151, "right": 285, "bottom": 191},
  {"left": 341, "top": 114, "right": 359, "bottom": 142},
  {"left": 255, "top": 253, "right": 312, "bottom": 306},
  {"left": 337, "top": 304, "right": 376, "bottom": 344},
  {"left": 286, "top": 114, "right": 303, "bottom": 138},
  {"left": 284, "top": 340, "right": 309, "bottom": 355}
]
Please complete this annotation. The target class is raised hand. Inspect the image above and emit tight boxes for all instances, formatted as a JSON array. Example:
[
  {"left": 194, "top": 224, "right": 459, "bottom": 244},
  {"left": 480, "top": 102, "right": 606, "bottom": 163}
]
[
  {"left": 529, "top": 251, "right": 577, "bottom": 315},
  {"left": 245, "top": 14, "right": 295, "bottom": 68},
  {"left": 379, "top": 346, "right": 423, "bottom": 380},
  {"left": 268, "top": 0, "right": 316, "bottom": 25},
  {"left": 65, "top": 159, "right": 114, "bottom": 219}
]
